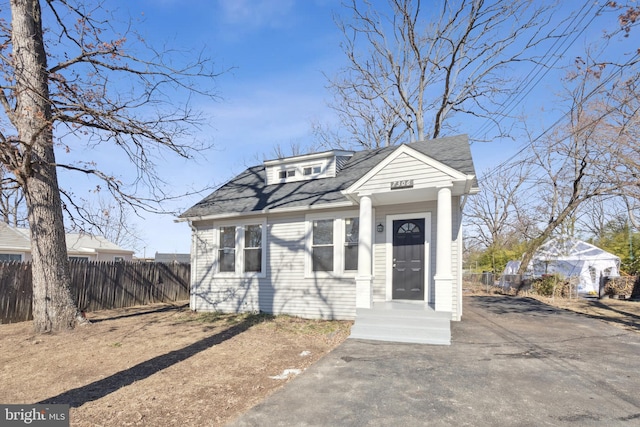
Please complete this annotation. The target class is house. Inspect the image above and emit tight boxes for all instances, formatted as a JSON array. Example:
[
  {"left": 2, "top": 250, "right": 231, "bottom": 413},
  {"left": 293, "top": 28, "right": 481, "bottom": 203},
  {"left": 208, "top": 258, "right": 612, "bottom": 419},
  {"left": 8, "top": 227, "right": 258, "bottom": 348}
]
[
  {"left": 155, "top": 252, "right": 191, "bottom": 264},
  {"left": 180, "top": 134, "right": 478, "bottom": 344},
  {"left": 0, "top": 223, "right": 135, "bottom": 262}
]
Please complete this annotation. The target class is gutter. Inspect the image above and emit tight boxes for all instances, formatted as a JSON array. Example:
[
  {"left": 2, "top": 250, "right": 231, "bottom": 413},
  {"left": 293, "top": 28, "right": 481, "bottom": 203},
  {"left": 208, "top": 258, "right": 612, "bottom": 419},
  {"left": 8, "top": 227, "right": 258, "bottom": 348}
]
[{"left": 176, "top": 200, "right": 356, "bottom": 223}]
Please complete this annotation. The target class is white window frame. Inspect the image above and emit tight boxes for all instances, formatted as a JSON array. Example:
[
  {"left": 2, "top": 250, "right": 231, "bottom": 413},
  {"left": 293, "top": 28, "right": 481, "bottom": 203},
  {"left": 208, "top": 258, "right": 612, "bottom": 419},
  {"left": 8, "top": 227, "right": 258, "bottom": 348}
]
[
  {"left": 214, "top": 219, "right": 267, "bottom": 278},
  {"left": 276, "top": 167, "right": 297, "bottom": 183},
  {"left": 303, "top": 163, "right": 323, "bottom": 177},
  {"left": 305, "top": 210, "right": 359, "bottom": 278},
  {"left": 276, "top": 160, "right": 327, "bottom": 184}
]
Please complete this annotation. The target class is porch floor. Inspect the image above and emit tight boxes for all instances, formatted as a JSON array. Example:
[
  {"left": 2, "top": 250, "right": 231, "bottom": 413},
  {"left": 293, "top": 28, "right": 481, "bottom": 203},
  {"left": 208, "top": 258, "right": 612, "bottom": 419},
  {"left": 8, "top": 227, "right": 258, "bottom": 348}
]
[{"left": 349, "top": 301, "right": 451, "bottom": 345}]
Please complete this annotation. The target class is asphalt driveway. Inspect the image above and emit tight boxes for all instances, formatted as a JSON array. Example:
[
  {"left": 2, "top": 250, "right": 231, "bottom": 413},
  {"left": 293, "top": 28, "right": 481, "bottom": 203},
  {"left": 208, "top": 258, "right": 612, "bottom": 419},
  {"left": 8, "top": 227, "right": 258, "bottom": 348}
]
[{"left": 230, "top": 295, "right": 640, "bottom": 426}]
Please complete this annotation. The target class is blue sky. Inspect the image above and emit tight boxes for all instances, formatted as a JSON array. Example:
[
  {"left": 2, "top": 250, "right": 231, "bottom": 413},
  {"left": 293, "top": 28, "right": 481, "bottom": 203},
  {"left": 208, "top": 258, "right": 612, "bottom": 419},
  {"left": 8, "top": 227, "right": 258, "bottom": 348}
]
[
  {"left": 51, "top": 0, "right": 633, "bottom": 257},
  {"left": 57, "top": 0, "right": 346, "bottom": 256}
]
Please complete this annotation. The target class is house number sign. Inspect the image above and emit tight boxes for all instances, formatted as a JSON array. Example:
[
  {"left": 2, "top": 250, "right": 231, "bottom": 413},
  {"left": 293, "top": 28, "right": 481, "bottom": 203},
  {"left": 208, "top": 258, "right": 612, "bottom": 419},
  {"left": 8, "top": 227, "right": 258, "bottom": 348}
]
[{"left": 390, "top": 179, "right": 414, "bottom": 189}]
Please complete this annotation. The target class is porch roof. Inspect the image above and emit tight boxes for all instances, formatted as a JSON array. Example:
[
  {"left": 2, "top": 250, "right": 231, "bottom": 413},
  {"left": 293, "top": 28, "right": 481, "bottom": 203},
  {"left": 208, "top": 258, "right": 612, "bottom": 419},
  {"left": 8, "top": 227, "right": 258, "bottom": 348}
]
[{"left": 180, "top": 135, "right": 477, "bottom": 220}]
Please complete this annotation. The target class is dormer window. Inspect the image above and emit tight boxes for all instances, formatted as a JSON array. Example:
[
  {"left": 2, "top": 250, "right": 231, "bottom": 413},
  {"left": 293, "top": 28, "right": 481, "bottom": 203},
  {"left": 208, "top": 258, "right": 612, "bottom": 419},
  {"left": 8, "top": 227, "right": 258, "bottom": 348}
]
[
  {"left": 278, "top": 169, "right": 296, "bottom": 179},
  {"left": 303, "top": 165, "right": 322, "bottom": 176},
  {"left": 264, "top": 149, "right": 354, "bottom": 185}
]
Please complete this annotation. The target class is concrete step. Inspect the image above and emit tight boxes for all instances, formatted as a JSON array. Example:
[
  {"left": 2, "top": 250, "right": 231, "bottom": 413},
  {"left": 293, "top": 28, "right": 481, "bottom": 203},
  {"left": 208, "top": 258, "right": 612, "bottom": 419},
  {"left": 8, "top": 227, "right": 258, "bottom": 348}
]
[
  {"left": 356, "top": 308, "right": 451, "bottom": 323},
  {"left": 349, "top": 304, "right": 451, "bottom": 345},
  {"left": 350, "top": 323, "right": 450, "bottom": 345},
  {"left": 352, "top": 314, "right": 450, "bottom": 330}
]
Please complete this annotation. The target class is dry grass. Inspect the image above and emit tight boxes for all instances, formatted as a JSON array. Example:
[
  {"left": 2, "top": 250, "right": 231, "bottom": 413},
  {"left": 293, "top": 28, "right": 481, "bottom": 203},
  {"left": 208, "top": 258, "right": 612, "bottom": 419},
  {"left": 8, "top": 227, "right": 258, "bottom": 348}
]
[{"left": 0, "top": 303, "right": 351, "bottom": 426}]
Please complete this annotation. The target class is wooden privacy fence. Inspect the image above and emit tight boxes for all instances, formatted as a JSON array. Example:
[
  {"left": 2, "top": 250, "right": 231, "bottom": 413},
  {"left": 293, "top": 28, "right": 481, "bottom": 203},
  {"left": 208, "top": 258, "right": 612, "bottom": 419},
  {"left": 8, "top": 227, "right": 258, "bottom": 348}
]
[{"left": 0, "top": 261, "right": 190, "bottom": 324}]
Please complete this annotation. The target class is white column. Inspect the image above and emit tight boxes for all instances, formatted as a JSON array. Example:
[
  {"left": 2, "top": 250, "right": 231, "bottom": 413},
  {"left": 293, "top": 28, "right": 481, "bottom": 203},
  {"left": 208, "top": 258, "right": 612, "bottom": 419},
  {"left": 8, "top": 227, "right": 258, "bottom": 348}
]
[
  {"left": 434, "top": 186, "right": 453, "bottom": 312},
  {"left": 355, "top": 195, "right": 374, "bottom": 309}
]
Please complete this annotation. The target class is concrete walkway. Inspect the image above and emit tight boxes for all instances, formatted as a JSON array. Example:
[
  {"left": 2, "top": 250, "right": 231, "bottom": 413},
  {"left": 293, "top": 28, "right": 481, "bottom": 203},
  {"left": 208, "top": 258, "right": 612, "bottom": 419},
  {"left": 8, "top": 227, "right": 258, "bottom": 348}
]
[{"left": 230, "top": 296, "right": 640, "bottom": 426}]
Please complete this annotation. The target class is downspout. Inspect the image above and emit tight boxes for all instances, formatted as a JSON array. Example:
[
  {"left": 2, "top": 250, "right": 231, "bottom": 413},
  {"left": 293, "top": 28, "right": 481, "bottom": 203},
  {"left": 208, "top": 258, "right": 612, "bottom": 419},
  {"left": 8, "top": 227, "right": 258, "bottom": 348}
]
[{"left": 189, "top": 221, "right": 197, "bottom": 311}]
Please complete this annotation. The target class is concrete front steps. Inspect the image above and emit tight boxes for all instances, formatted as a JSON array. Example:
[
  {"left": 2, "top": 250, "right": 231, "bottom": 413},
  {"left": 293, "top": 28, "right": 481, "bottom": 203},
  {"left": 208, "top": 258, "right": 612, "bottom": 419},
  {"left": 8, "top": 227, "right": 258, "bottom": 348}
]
[{"left": 349, "top": 301, "right": 451, "bottom": 345}]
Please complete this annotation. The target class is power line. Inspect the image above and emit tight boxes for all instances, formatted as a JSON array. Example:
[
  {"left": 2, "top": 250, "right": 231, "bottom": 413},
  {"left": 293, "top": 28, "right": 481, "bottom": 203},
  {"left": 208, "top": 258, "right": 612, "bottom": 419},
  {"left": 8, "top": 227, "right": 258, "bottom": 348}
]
[
  {"left": 472, "top": 1, "right": 604, "bottom": 140},
  {"left": 478, "top": 51, "right": 640, "bottom": 182}
]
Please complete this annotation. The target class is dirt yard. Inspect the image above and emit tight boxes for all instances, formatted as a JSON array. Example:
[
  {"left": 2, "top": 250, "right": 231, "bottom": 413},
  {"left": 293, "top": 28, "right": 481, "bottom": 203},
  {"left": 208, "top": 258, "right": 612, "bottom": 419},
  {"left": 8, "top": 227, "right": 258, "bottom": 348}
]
[
  {"left": 3, "top": 290, "right": 639, "bottom": 427},
  {"left": 0, "top": 303, "right": 351, "bottom": 426}
]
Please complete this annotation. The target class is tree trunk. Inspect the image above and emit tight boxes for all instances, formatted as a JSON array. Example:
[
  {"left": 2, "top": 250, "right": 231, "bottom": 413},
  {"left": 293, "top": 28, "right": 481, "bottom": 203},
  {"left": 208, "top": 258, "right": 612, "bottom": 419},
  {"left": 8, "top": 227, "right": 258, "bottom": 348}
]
[{"left": 11, "top": 0, "right": 79, "bottom": 332}]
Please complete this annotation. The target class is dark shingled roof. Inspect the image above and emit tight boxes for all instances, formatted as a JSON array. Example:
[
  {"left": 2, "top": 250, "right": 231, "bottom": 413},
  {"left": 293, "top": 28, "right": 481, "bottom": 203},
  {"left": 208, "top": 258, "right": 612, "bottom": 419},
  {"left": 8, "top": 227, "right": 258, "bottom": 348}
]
[
  {"left": 154, "top": 253, "right": 191, "bottom": 263},
  {"left": 181, "top": 135, "right": 476, "bottom": 219}
]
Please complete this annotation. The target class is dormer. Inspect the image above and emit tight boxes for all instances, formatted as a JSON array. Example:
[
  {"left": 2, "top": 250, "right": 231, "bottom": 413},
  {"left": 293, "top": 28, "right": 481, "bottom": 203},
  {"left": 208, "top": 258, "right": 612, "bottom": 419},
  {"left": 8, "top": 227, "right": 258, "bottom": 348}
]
[{"left": 264, "top": 150, "right": 355, "bottom": 185}]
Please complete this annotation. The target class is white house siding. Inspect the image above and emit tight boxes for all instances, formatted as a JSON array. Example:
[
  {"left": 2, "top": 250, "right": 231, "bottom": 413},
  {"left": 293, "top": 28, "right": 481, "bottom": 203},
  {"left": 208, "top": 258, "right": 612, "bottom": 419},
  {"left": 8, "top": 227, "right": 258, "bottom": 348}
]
[
  {"left": 451, "top": 196, "right": 462, "bottom": 321},
  {"left": 190, "top": 210, "right": 357, "bottom": 320},
  {"left": 325, "top": 156, "right": 337, "bottom": 177},
  {"left": 266, "top": 211, "right": 356, "bottom": 320},
  {"left": 357, "top": 152, "right": 453, "bottom": 193},
  {"left": 190, "top": 221, "right": 240, "bottom": 312}
]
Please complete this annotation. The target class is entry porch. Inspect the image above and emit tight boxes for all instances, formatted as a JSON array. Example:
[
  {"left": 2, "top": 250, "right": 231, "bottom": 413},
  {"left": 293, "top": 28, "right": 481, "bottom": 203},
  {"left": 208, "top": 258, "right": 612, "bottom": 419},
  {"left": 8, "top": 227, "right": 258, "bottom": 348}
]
[{"left": 349, "top": 301, "right": 451, "bottom": 345}]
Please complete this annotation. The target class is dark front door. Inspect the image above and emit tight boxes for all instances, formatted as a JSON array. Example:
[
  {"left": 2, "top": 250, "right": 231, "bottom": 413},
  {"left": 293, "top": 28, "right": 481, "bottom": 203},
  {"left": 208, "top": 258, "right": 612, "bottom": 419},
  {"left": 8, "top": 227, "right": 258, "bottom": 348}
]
[{"left": 392, "top": 219, "right": 425, "bottom": 300}]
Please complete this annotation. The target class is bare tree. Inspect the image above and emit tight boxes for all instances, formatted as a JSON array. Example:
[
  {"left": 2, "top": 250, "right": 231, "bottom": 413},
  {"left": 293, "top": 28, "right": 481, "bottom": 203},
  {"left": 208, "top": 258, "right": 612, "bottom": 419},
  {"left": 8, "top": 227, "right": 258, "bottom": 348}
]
[
  {"left": 67, "top": 197, "right": 144, "bottom": 254},
  {"left": 1, "top": 0, "right": 222, "bottom": 332},
  {"left": 574, "top": 196, "right": 627, "bottom": 240},
  {"left": 608, "top": 77, "right": 640, "bottom": 229},
  {"left": 0, "top": 165, "right": 27, "bottom": 226},
  {"left": 516, "top": 56, "right": 636, "bottom": 274},
  {"left": 465, "top": 164, "right": 534, "bottom": 250},
  {"left": 325, "top": 0, "right": 564, "bottom": 148}
]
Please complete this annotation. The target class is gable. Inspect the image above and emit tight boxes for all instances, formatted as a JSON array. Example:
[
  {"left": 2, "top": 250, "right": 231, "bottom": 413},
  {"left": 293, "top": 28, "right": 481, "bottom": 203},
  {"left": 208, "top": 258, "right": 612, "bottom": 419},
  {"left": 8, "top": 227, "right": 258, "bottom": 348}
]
[
  {"left": 356, "top": 151, "right": 462, "bottom": 194},
  {"left": 345, "top": 144, "right": 470, "bottom": 197}
]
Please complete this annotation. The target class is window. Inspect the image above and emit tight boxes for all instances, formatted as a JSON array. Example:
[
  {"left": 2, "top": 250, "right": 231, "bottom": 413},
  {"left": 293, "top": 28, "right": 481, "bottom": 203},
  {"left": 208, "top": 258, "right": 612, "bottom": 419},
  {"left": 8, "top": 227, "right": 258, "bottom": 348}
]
[
  {"left": 219, "top": 226, "right": 236, "bottom": 272},
  {"left": 69, "top": 256, "right": 89, "bottom": 262},
  {"left": 312, "top": 219, "right": 334, "bottom": 271},
  {"left": 303, "top": 165, "right": 322, "bottom": 176},
  {"left": 306, "top": 212, "right": 360, "bottom": 276},
  {"left": 114, "top": 256, "right": 125, "bottom": 262},
  {"left": 278, "top": 168, "right": 296, "bottom": 180},
  {"left": 244, "top": 224, "right": 262, "bottom": 272},
  {"left": 0, "top": 253, "right": 22, "bottom": 262},
  {"left": 216, "top": 222, "right": 266, "bottom": 275},
  {"left": 344, "top": 218, "right": 359, "bottom": 271},
  {"left": 398, "top": 222, "right": 421, "bottom": 234}
]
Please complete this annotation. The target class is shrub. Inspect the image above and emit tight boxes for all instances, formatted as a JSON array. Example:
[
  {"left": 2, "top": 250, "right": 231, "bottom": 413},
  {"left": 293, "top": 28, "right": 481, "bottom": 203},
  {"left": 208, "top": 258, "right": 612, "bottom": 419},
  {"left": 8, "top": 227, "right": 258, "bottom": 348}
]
[{"left": 531, "top": 274, "right": 562, "bottom": 297}]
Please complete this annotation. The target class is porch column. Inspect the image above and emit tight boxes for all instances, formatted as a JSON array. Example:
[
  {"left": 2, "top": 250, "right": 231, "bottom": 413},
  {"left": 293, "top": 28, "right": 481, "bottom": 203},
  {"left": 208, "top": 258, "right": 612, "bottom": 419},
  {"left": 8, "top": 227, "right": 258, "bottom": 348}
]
[
  {"left": 435, "top": 186, "right": 453, "bottom": 312},
  {"left": 355, "top": 195, "right": 373, "bottom": 309}
]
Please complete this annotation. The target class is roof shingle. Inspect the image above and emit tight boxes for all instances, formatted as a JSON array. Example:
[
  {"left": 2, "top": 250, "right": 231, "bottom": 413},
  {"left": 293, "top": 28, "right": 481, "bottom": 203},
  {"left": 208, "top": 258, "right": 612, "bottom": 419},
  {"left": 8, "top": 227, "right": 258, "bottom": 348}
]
[{"left": 181, "top": 135, "right": 476, "bottom": 219}]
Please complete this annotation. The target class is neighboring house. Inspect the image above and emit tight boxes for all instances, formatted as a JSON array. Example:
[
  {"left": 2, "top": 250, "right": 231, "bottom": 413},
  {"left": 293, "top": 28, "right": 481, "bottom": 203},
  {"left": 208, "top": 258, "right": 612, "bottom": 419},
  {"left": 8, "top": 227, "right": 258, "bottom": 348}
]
[
  {"left": 155, "top": 252, "right": 191, "bottom": 264},
  {"left": 180, "top": 135, "right": 478, "bottom": 344},
  {"left": 0, "top": 222, "right": 134, "bottom": 262}
]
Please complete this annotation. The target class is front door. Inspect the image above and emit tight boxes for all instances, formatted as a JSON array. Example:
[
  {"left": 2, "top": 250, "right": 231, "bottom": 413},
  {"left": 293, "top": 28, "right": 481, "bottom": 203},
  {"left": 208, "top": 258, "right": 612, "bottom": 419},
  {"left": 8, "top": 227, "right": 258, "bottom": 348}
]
[{"left": 392, "top": 219, "right": 425, "bottom": 300}]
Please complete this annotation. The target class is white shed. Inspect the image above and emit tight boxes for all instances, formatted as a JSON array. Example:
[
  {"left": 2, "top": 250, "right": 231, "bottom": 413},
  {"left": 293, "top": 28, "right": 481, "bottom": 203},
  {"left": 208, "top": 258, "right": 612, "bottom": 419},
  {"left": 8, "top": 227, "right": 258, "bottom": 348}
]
[{"left": 503, "top": 238, "right": 620, "bottom": 294}]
